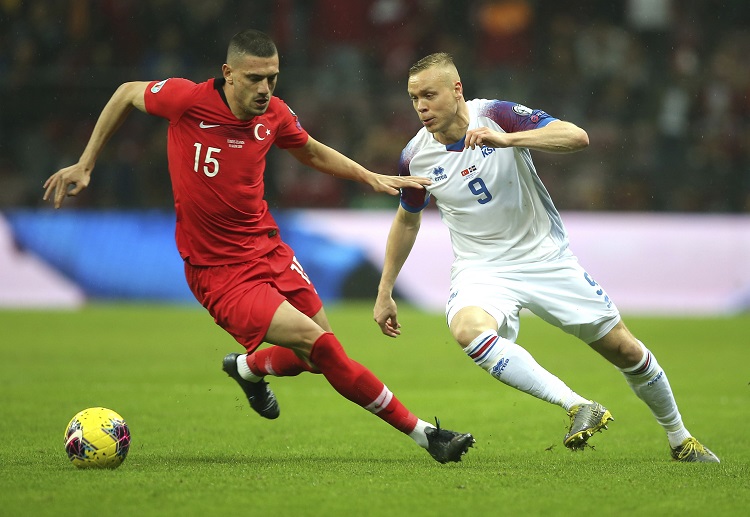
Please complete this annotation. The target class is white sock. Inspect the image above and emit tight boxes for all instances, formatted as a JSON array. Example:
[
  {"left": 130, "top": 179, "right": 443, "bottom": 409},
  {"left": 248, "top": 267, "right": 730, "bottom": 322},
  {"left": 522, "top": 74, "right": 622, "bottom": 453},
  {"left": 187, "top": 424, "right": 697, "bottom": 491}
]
[
  {"left": 409, "top": 419, "right": 433, "bottom": 449},
  {"left": 619, "top": 341, "right": 690, "bottom": 447},
  {"left": 236, "top": 354, "right": 262, "bottom": 382},
  {"left": 463, "top": 330, "right": 589, "bottom": 410}
]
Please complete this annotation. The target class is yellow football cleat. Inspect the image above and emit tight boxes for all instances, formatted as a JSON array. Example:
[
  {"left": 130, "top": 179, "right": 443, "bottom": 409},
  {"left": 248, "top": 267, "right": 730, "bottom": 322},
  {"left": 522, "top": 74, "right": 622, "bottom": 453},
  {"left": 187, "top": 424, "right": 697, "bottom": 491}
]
[
  {"left": 671, "top": 437, "right": 720, "bottom": 463},
  {"left": 564, "top": 402, "right": 613, "bottom": 451}
]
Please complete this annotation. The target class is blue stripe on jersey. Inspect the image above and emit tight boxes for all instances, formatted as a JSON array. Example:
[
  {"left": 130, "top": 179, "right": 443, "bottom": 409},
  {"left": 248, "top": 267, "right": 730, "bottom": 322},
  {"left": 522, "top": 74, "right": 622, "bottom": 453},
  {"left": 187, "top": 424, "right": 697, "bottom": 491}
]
[
  {"left": 445, "top": 136, "right": 466, "bottom": 152},
  {"left": 536, "top": 117, "right": 555, "bottom": 128},
  {"left": 400, "top": 196, "right": 429, "bottom": 213}
]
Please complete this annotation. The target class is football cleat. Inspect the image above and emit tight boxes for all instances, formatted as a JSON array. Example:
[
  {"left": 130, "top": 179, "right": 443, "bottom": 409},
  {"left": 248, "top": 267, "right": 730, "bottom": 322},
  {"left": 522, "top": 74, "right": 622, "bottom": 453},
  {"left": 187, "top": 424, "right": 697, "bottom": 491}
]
[
  {"left": 222, "top": 353, "right": 280, "bottom": 419},
  {"left": 564, "top": 402, "right": 613, "bottom": 450},
  {"left": 425, "top": 418, "right": 475, "bottom": 464},
  {"left": 670, "top": 437, "right": 720, "bottom": 463}
]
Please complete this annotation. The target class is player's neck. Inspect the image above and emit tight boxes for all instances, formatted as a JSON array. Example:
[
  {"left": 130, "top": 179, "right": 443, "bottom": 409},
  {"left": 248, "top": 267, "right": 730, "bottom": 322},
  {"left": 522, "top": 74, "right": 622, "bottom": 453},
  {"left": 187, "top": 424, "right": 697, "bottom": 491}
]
[
  {"left": 221, "top": 83, "right": 255, "bottom": 121},
  {"left": 433, "top": 103, "right": 469, "bottom": 146}
]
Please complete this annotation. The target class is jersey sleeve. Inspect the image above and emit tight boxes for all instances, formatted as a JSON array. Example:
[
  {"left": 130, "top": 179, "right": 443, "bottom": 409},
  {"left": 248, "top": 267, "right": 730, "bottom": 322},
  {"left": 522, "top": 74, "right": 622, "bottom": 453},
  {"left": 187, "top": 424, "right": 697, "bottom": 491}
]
[
  {"left": 144, "top": 78, "right": 199, "bottom": 121},
  {"left": 481, "top": 100, "right": 557, "bottom": 133},
  {"left": 398, "top": 146, "right": 430, "bottom": 212},
  {"left": 272, "top": 99, "right": 309, "bottom": 149}
]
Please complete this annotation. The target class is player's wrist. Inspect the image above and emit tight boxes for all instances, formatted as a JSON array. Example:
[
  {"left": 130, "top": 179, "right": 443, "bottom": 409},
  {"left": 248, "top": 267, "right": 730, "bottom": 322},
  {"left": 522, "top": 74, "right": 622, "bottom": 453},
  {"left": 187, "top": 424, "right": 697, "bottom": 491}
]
[
  {"left": 376, "top": 286, "right": 394, "bottom": 298},
  {"left": 77, "top": 155, "right": 97, "bottom": 173}
]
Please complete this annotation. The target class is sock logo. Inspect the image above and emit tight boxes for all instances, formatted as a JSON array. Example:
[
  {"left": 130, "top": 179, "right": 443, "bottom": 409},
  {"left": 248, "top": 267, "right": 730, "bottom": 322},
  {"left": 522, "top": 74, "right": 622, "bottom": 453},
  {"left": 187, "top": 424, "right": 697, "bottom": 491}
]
[
  {"left": 490, "top": 358, "right": 509, "bottom": 379},
  {"left": 647, "top": 370, "right": 664, "bottom": 386},
  {"left": 364, "top": 385, "right": 394, "bottom": 414}
]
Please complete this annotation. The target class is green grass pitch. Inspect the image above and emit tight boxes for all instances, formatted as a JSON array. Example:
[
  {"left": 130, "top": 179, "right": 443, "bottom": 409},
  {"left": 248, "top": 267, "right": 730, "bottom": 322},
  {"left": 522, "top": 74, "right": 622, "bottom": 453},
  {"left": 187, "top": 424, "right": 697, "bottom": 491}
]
[{"left": 1, "top": 303, "right": 748, "bottom": 516}]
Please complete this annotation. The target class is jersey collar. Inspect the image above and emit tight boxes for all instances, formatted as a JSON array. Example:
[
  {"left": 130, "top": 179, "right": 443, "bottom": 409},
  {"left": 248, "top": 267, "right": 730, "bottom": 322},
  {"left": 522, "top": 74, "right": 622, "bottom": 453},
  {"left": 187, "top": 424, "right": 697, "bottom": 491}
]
[
  {"left": 444, "top": 135, "right": 466, "bottom": 152},
  {"left": 213, "top": 78, "right": 231, "bottom": 110}
]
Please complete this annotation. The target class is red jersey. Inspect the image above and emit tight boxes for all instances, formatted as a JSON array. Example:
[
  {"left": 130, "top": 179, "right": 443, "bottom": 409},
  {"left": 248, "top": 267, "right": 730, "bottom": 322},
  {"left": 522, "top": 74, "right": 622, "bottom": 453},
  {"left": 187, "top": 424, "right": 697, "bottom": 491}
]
[{"left": 144, "top": 78, "right": 309, "bottom": 266}]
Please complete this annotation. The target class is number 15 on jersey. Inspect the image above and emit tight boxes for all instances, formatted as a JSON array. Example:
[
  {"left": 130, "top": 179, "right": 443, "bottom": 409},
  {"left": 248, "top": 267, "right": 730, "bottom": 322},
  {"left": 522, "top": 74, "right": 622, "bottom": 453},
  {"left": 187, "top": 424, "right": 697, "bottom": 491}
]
[{"left": 193, "top": 143, "right": 221, "bottom": 177}]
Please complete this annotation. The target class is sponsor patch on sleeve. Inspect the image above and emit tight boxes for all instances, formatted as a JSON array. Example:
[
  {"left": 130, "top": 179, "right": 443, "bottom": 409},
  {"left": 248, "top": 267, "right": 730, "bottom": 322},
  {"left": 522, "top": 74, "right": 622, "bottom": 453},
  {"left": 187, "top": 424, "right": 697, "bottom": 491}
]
[
  {"left": 150, "top": 79, "right": 168, "bottom": 93},
  {"left": 512, "top": 104, "right": 533, "bottom": 116}
]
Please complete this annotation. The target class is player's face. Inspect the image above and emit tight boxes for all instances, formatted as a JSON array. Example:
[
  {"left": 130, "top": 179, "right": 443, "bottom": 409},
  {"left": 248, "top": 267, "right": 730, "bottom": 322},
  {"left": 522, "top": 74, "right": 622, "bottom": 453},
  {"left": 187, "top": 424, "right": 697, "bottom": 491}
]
[
  {"left": 408, "top": 68, "right": 461, "bottom": 138},
  {"left": 223, "top": 53, "right": 280, "bottom": 119}
]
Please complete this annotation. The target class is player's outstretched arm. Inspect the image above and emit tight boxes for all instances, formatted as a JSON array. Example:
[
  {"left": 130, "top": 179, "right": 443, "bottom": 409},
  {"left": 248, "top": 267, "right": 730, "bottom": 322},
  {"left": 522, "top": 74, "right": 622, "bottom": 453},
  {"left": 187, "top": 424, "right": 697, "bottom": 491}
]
[
  {"left": 287, "top": 136, "right": 430, "bottom": 195},
  {"left": 374, "top": 206, "right": 422, "bottom": 338},
  {"left": 43, "top": 81, "right": 150, "bottom": 208},
  {"left": 465, "top": 120, "right": 589, "bottom": 153}
]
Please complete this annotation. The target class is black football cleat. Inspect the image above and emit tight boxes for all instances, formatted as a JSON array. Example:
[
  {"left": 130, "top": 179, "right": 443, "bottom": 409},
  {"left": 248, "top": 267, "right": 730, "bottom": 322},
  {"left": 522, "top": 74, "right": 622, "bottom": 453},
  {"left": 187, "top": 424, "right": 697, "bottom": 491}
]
[
  {"left": 425, "top": 418, "right": 475, "bottom": 464},
  {"left": 222, "top": 353, "right": 280, "bottom": 419}
]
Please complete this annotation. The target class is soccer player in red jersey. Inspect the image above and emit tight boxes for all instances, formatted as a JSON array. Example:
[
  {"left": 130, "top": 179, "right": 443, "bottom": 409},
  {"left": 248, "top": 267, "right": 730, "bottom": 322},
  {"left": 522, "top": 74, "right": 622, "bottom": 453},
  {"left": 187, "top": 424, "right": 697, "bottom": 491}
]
[{"left": 43, "top": 30, "right": 474, "bottom": 463}]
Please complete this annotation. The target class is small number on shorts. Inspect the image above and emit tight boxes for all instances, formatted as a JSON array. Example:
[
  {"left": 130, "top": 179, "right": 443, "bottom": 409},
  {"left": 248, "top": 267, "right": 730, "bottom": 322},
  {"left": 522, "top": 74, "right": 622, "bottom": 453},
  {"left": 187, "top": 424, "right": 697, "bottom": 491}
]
[
  {"left": 584, "top": 272, "right": 603, "bottom": 295},
  {"left": 584, "top": 272, "right": 612, "bottom": 308},
  {"left": 290, "top": 256, "right": 311, "bottom": 285}
]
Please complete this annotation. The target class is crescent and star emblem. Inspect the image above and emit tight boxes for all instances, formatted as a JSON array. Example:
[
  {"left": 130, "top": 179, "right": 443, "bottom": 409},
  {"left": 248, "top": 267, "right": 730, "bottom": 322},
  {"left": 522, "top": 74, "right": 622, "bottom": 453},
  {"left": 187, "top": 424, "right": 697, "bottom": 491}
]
[{"left": 254, "top": 124, "right": 271, "bottom": 141}]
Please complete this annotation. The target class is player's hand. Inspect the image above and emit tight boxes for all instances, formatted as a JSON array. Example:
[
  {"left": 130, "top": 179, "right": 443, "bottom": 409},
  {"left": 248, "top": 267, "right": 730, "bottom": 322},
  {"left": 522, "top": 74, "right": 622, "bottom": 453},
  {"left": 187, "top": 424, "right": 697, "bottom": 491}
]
[
  {"left": 369, "top": 173, "right": 431, "bottom": 196},
  {"left": 43, "top": 163, "right": 91, "bottom": 209},
  {"left": 465, "top": 127, "right": 511, "bottom": 150},
  {"left": 374, "top": 293, "right": 401, "bottom": 338}
]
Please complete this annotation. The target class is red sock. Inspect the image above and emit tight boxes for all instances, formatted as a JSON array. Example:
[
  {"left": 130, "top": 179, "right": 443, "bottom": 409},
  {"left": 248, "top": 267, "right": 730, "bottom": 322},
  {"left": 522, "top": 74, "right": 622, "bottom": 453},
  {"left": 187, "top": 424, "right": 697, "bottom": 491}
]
[
  {"left": 247, "top": 346, "right": 316, "bottom": 377},
  {"left": 309, "top": 332, "right": 418, "bottom": 435}
]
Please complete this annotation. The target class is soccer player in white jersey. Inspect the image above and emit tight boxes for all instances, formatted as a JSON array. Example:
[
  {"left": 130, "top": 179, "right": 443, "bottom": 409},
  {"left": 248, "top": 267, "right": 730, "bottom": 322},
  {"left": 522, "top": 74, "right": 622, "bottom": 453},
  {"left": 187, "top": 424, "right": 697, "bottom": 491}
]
[{"left": 373, "top": 52, "right": 718, "bottom": 462}]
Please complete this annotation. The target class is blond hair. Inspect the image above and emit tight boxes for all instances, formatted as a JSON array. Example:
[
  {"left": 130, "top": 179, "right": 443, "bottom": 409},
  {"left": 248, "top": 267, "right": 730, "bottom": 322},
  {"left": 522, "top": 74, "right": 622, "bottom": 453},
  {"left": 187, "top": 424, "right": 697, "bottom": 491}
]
[{"left": 408, "top": 52, "right": 456, "bottom": 78}]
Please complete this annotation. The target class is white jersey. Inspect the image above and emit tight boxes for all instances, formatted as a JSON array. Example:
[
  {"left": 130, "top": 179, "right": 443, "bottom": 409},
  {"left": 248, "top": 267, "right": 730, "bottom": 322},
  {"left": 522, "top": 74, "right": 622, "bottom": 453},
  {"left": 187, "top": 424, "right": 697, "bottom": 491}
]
[{"left": 399, "top": 99, "right": 570, "bottom": 274}]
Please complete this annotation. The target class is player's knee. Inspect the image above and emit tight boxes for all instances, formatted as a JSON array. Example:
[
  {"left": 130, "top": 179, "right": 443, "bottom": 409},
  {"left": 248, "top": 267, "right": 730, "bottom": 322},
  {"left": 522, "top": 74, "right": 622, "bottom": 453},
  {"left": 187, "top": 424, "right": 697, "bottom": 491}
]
[
  {"left": 451, "top": 325, "right": 489, "bottom": 348},
  {"left": 591, "top": 324, "right": 643, "bottom": 368},
  {"left": 618, "top": 337, "right": 645, "bottom": 366},
  {"left": 309, "top": 331, "right": 347, "bottom": 365},
  {"left": 293, "top": 349, "right": 319, "bottom": 373},
  {"left": 450, "top": 309, "right": 498, "bottom": 348},
  {"left": 280, "top": 326, "right": 325, "bottom": 362}
]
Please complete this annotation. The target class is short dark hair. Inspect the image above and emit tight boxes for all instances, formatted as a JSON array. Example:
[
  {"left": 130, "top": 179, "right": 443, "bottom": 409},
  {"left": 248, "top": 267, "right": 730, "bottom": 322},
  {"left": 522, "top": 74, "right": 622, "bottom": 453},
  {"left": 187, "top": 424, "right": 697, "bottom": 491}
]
[
  {"left": 227, "top": 29, "right": 277, "bottom": 62},
  {"left": 409, "top": 52, "right": 455, "bottom": 78}
]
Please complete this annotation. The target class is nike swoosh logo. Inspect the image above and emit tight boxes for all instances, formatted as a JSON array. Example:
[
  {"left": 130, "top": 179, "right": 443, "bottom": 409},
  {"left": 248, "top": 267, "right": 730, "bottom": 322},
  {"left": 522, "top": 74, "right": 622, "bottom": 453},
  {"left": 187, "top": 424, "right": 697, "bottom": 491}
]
[{"left": 199, "top": 121, "right": 220, "bottom": 128}]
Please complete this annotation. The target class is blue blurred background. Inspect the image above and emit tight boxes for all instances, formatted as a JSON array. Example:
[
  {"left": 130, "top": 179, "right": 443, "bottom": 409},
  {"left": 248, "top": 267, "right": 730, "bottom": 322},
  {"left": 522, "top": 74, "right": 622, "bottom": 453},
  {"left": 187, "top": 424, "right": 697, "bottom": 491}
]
[{"left": 1, "top": 0, "right": 749, "bottom": 309}]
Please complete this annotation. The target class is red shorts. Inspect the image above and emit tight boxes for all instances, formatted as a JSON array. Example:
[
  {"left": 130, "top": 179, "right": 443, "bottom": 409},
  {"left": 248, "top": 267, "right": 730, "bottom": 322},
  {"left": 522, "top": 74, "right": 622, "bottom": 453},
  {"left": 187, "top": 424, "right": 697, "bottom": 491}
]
[{"left": 184, "top": 242, "right": 323, "bottom": 353}]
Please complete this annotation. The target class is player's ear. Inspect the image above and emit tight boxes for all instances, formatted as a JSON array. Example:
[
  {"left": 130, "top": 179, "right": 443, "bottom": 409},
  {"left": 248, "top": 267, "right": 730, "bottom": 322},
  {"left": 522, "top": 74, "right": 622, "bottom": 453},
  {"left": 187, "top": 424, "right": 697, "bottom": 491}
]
[
  {"left": 454, "top": 81, "right": 463, "bottom": 100},
  {"left": 222, "top": 63, "right": 233, "bottom": 84}
]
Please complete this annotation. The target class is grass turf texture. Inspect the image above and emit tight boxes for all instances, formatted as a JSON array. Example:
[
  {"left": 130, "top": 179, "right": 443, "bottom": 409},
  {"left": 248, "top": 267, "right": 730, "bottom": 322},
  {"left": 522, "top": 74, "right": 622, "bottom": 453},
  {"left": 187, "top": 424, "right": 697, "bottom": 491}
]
[{"left": 1, "top": 303, "right": 748, "bottom": 516}]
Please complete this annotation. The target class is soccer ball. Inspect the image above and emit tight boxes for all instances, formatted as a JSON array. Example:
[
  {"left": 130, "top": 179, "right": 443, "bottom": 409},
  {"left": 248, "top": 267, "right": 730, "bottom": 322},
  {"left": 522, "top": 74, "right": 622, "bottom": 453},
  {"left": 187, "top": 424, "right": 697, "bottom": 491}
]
[{"left": 64, "top": 407, "right": 131, "bottom": 469}]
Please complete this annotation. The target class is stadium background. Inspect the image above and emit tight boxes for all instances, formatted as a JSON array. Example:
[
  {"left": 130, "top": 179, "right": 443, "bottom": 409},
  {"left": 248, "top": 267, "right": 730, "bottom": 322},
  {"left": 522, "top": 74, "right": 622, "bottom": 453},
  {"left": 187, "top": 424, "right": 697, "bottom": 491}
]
[{"left": 1, "top": 0, "right": 749, "bottom": 312}]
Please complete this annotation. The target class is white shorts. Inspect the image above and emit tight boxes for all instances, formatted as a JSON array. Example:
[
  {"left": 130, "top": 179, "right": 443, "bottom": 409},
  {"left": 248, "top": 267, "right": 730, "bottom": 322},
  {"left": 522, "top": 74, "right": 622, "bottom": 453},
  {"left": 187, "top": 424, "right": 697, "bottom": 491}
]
[{"left": 446, "top": 254, "right": 620, "bottom": 344}]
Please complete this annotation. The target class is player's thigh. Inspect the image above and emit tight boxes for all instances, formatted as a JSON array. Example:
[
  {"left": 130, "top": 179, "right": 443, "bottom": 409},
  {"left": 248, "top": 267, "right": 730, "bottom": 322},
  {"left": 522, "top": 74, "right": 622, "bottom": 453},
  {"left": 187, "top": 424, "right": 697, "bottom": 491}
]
[
  {"left": 261, "top": 246, "right": 329, "bottom": 352},
  {"left": 310, "top": 306, "right": 333, "bottom": 332},
  {"left": 265, "top": 300, "right": 325, "bottom": 354},
  {"left": 192, "top": 268, "right": 286, "bottom": 353},
  {"left": 446, "top": 279, "right": 521, "bottom": 343},
  {"left": 185, "top": 253, "right": 323, "bottom": 354},
  {"left": 272, "top": 244, "right": 325, "bottom": 321},
  {"left": 210, "top": 280, "right": 323, "bottom": 356},
  {"left": 525, "top": 257, "right": 620, "bottom": 344}
]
